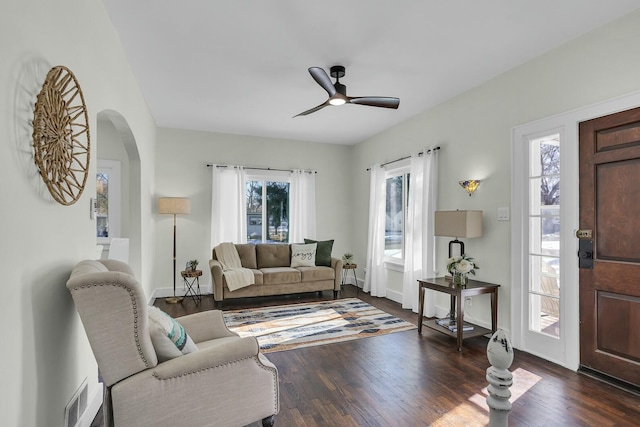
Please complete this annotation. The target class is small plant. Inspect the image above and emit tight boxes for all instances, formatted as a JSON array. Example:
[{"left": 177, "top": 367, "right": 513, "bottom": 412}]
[
  {"left": 188, "top": 259, "right": 199, "bottom": 271},
  {"left": 342, "top": 253, "right": 354, "bottom": 265}
]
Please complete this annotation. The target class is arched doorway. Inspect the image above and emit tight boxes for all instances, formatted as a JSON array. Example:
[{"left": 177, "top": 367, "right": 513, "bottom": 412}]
[{"left": 96, "top": 110, "right": 142, "bottom": 276}]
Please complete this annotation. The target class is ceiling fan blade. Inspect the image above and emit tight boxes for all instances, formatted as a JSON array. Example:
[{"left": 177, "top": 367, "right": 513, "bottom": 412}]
[
  {"left": 293, "top": 101, "right": 330, "bottom": 118},
  {"left": 308, "top": 67, "right": 336, "bottom": 97},
  {"left": 349, "top": 96, "right": 400, "bottom": 109}
]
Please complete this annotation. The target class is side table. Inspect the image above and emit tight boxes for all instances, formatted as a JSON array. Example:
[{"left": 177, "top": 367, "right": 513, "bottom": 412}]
[
  {"left": 341, "top": 263, "right": 358, "bottom": 294},
  {"left": 417, "top": 277, "right": 499, "bottom": 351},
  {"left": 181, "top": 270, "right": 202, "bottom": 306}
]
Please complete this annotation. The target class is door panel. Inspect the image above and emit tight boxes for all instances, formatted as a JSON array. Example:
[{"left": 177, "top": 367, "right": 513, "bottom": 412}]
[{"left": 579, "top": 106, "right": 640, "bottom": 387}]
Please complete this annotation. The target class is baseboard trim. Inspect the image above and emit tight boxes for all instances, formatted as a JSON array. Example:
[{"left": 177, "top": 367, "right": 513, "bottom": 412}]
[
  {"left": 578, "top": 366, "right": 640, "bottom": 397},
  {"left": 149, "top": 286, "right": 213, "bottom": 304}
]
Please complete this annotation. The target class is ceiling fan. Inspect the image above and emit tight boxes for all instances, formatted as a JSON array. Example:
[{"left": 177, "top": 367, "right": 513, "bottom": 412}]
[{"left": 294, "top": 65, "right": 400, "bottom": 117}]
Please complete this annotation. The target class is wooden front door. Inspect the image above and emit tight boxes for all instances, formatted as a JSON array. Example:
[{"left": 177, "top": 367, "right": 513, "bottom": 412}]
[{"left": 579, "top": 106, "right": 640, "bottom": 387}]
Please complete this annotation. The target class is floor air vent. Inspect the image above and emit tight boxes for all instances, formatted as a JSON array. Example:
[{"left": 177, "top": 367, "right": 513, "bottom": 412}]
[{"left": 64, "top": 378, "right": 88, "bottom": 427}]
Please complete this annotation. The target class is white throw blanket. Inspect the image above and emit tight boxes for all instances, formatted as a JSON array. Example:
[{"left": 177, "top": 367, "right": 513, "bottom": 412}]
[{"left": 214, "top": 242, "right": 255, "bottom": 291}]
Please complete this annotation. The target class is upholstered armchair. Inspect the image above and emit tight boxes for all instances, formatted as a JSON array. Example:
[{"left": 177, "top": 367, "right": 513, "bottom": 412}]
[{"left": 66, "top": 259, "right": 279, "bottom": 427}]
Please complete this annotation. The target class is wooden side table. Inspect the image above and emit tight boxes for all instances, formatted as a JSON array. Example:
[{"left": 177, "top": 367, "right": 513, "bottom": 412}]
[
  {"left": 417, "top": 277, "right": 499, "bottom": 351},
  {"left": 341, "top": 263, "right": 358, "bottom": 294},
  {"left": 181, "top": 270, "right": 202, "bottom": 305}
]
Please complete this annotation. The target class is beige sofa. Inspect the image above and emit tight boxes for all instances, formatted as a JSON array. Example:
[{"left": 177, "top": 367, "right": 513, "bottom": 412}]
[{"left": 210, "top": 243, "right": 343, "bottom": 304}]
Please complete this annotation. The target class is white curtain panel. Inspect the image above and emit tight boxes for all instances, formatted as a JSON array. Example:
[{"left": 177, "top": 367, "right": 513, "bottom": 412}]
[
  {"left": 402, "top": 149, "right": 439, "bottom": 315},
  {"left": 289, "top": 170, "right": 317, "bottom": 243},
  {"left": 364, "top": 164, "right": 388, "bottom": 297},
  {"left": 210, "top": 165, "right": 247, "bottom": 248}
]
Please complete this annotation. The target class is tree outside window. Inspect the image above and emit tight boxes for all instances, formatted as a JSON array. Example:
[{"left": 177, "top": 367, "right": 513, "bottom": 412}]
[
  {"left": 385, "top": 172, "right": 410, "bottom": 260},
  {"left": 246, "top": 179, "right": 290, "bottom": 243}
]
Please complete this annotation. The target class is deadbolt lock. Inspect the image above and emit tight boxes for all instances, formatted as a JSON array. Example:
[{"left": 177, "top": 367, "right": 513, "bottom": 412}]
[{"left": 576, "top": 229, "right": 593, "bottom": 239}]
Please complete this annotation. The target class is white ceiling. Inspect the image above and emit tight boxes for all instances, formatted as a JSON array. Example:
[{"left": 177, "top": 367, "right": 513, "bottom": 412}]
[{"left": 103, "top": 0, "right": 640, "bottom": 145}]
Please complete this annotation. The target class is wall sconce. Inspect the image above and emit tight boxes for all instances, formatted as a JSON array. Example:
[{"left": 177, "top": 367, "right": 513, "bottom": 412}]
[{"left": 459, "top": 180, "right": 481, "bottom": 196}]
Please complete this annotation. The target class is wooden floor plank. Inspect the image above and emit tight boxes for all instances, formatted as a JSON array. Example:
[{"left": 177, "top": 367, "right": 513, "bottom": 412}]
[{"left": 93, "top": 285, "right": 640, "bottom": 426}]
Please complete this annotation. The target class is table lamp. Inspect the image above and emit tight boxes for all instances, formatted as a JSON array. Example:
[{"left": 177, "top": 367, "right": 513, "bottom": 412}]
[
  {"left": 158, "top": 197, "right": 191, "bottom": 303},
  {"left": 434, "top": 210, "right": 483, "bottom": 261}
]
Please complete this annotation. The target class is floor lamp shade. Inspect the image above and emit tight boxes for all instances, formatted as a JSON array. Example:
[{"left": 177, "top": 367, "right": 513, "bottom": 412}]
[
  {"left": 158, "top": 197, "right": 191, "bottom": 215},
  {"left": 158, "top": 197, "right": 191, "bottom": 303}
]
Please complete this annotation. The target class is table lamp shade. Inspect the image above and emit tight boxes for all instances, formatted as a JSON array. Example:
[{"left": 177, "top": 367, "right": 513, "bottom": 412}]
[
  {"left": 158, "top": 197, "right": 191, "bottom": 215},
  {"left": 434, "top": 210, "right": 483, "bottom": 238}
]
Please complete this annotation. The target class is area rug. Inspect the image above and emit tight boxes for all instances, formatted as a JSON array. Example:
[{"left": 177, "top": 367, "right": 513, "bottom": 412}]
[{"left": 223, "top": 298, "right": 416, "bottom": 353}]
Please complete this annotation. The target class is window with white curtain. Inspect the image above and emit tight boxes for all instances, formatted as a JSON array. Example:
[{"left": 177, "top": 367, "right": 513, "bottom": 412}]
[{"left": 211, "top": 166, "right": 316, "bottom": 248}]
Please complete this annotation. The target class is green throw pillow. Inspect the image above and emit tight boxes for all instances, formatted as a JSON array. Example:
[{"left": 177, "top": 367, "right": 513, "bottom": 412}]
[{"left": 304, "top": 239, "right": 334, "bottom": 267}]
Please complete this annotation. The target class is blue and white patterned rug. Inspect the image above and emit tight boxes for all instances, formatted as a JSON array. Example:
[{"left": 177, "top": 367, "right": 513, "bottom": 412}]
[{"left": 223, "top": 298, "right": 416, "bottom": 353}]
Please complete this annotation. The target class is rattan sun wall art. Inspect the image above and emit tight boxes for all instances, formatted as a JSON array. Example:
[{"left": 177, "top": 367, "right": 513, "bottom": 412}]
[{"left": 32, "top": 65, "right": 90, "bottom": 205}]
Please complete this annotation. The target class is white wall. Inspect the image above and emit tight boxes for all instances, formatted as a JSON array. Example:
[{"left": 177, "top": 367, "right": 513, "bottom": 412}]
[
  {"left": 0, "top": 1, "right": 157, "bottom": 426},
  {"left": 154, "top": 128, "right": 352, "bottom": 293},
  {"left": 352, "top": 10, "right": 640, "bottom": 329}
]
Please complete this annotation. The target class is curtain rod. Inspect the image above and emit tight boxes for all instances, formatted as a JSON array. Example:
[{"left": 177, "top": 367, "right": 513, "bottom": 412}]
[
  {"left": 206, "top": 164, "right": 317, "bottom": 174},
  {"left": 366, "top": 146, "right": 440, "bottom": 171}
]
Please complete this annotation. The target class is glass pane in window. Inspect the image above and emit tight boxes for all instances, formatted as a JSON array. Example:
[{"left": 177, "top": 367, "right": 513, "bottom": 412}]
[
  {"left": 529, "top": 293, "right": 560, "bottom": 338},
  {"left": 246, "top": 181, "right": 263, "bottom": 243},
  {"left": 529, "top": 216, "right": 560, "bottom": 256},
  {"left": 385, "top": 175, "right": 403, "bottom": 258},
  {"left": 96, "top": 172, "right": 109, "bottom": 238},
  {"left": 266, "top": 181, "right": 289, "bottom": 243}
]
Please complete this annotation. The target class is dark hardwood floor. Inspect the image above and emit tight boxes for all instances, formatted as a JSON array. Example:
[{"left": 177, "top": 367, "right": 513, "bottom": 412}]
[{"left": 93, "top": 285, "right": 640, "bottom": 426}]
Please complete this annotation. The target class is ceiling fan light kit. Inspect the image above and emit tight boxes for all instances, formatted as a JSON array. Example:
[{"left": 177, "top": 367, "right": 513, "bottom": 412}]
[{"left": 294, "top": 65, "right": 399, "bottom": 117}]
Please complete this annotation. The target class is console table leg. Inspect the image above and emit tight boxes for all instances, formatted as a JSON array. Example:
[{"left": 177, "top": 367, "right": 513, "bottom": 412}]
[
  {"left": 418, "top": 285, "right": 425, "bottom": 334},
  {"left": 491, "top": 290, "right": 498, "bottom": 332},
  {"left": 457, "top": 294, "right": 464, "bottom": 351}
]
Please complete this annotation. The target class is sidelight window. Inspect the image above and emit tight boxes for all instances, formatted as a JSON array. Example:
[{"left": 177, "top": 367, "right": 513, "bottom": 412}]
[{"left": 528, "top": 134, "right": 560, "bottom": 338}]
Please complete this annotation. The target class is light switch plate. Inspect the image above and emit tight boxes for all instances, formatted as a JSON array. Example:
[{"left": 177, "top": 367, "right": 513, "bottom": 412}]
[{"left": 497, "top": 207, "right": 510, "bottom": 221}]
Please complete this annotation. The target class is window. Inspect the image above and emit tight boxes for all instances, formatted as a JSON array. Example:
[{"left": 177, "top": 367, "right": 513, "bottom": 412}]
[
  {"left": 529, "top": 134, "right": 560, "bottom": 338},
  {"left": 246, "top": 174, "right": 290, "bottom": 243},
  {"left": 96, "top": 160, "right": 121, "bottom": 245},
  {"left": 385, "top": 166, "right": 410, "bottom": 262}
]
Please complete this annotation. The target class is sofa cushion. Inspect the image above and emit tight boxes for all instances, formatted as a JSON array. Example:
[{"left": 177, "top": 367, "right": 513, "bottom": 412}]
[
  {"left": 298, "top": 266, "right": 335, "bottom": 282},
  {"left": 256, "top": 244, "right": 291, "bottom": 268},
  {"left": 291, "top": 243, "right": 317, "bottom": 267},
  {"left": 234, "top": 243, "right": 258, "bottom": 269},
  {"left": 260, "top": 267, "right": 301, "bottom": 285},
  {"left": 304, "top": 239, "right": 334, "bottom": 267},
  {"left": 147, "top": 306, "right": 198, "bottom": 362},
  {"left": 251, "top": 269, "right": 263, "bottom": 285}
]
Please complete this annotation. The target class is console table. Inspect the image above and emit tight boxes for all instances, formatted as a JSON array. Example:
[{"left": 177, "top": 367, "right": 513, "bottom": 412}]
[{"left": 417, "top": 277, "right": 499, "bottom": 351}]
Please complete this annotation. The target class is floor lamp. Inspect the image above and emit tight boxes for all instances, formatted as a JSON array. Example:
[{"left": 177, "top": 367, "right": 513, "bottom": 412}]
[
  {"left": 158, "top": 197, "right": 191, "bottom": 303},
  {"left": 434, "top": 210, "right": 483, "bottom": 320}
]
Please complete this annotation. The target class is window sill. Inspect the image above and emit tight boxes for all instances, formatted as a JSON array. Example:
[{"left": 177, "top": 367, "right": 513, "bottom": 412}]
[{"left": 384, "top": 260, "right": 405, "bottom": 272}]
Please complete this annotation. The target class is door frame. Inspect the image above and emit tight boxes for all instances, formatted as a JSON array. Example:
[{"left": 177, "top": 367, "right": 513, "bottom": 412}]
[{"left": 511, "top": 90, "right": 640, "bottom": 371}]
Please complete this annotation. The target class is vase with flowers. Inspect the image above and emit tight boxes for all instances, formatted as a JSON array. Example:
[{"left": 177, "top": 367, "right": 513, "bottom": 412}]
[{"left": 447, "top": 254, "right": 479, "bottom": 286}]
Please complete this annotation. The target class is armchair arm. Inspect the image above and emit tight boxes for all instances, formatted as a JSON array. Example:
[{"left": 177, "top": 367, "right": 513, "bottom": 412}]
[
  {"left": 152, "top": 336, "right": 259, "bottom": 380},
  {"left": 177, "top": 310, "right": 237, "bottom": 343},
  {"left": 331, "top": 257, "right": 343, "bottom": 291},
  {"left": 209, "top": 259, "right": 224, "bottom": 301}
]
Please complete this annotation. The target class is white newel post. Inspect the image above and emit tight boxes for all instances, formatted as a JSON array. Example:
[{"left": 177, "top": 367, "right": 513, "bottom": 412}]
[{"left": 486, "top": 329, "right": 514, "bottom": 427}]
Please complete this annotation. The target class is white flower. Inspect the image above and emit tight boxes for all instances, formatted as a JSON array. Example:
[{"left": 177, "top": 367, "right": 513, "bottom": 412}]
[{"left": 456, "top": 259, "right": 474, "bottom": 274}]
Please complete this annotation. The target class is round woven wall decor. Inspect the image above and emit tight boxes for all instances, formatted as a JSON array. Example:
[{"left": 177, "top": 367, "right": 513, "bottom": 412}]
[{"left": 32, "top": 65, "right": 90, "bottom": 205}]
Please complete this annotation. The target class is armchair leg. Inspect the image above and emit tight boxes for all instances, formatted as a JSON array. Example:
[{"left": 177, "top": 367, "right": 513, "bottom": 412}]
[{"left": 262, "top": 415, "right": 275, "bottom": 427}]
